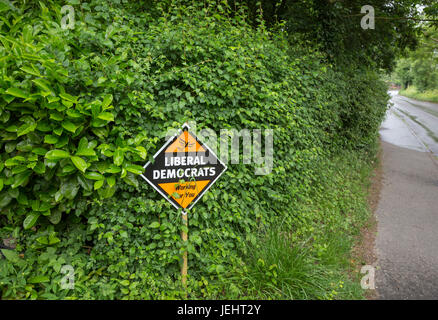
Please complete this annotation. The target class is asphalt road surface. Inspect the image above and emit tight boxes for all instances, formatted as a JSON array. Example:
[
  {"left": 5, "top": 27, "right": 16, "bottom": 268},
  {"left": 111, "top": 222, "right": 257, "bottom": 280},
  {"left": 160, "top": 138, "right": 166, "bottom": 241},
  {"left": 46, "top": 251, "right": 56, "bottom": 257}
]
[{"left": 375, "top": 91, "right": 438, "bottom": 299}]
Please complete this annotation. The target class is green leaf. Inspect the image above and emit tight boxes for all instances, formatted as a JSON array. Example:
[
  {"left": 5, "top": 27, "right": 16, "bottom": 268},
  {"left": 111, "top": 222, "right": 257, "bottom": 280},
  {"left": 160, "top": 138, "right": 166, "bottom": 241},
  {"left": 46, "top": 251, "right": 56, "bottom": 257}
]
[
  {"left": 55, "top": 135, "right": 69, "bottom": 148},
  {"left": 28, "top": 276, "right": 50, "bottom": 284},
  {"left": 107, "top": 176, "right": 116, "bottom": 187},
  {"left": 36, "top": 120, "right": 52, "bottom": 132},
  {"left": 5, "top": 87, "right": 29, "bottom": 99},
  {"left": 22, "top": 25, "right": 33, "bottom": 42},
  {"left": 2, "top": 94, "right": 14, "bottom": 104},
  {"left": 75, "top": 137, "right": 96, "bottom": 156},
  {"left": 66, "top": 109, "right": 83, "bottom": 119},
  {"left": 91, "top": 127, "right": 108, "bottom": 139},
  {"left": 77, "top": 136, "right": 88, "bottom": 150},
  {"left": 98, "top": 185, "right": 116, "bottom": 199},
  {"left": 17, "top": 120, "right": 37, "bottom": 137},
  {"left": 94, "top": 179, "right": 104, "bottom": 190},
  {"left": 102, "top": 94, "right": 113, "bottom": 109},
  {"left": 45, "top": 149, "right": 70, "bottom": 160},
  {"left": 5, "top": 125, "right": 17, "bottom": 132},
  {"left": 105, "top": 165, "right": 121, "bottom": 173},
  {"left": 59, "top": 92, "right": 77, "bottom": 103},
  {"left": 60, "top": 179, "right": 79, "bottom": 200},
  {"left": 44, "top": 135, "right": 59, "bottom": 144},
  {"left": 8, "top": 188, "right": 19, "bottom": 199},
  {"left": 12, "top": 165, "right": 27, "bottom": 174},
  {"left": 84, "top": 172, "right": 104, "bottom": 180},
  {"left": 46, "top": 96, "right": 59, "bottom": 103},
  {"left": 33, "top": 162, "right": 45, "bottom": 174},
  {"left": 5, "top": 142, "right": 15, "bottom": 153},
  {"left": 36, "top": 236, "right": 48, "bottom": 245},
  {"left": 0, "top": 192, "right": 12, "bottom": 208},
  {"left": 113, "top": 148, "right": 124, "bottom": 166},
  {"left": 53, "top": 127, "right": 63, "bottom": 136},
  {"left": 32, "top": 147, "right": 48, "bottom": 155},
  {"left": 50, "top": 112, "right": 64, "bottom": 121},
  {"left": 97, "top": 112, "right": 114, "bottom": 122},
  {"left": 77, "top": 175, "right": 93, "bottom": 192},
  {"left": 71, "top": 156, "right": 87, "bottom": 173},
  {"left": 20, "top": 65, "right": 41, "bottom": 77},
  {"left": 91, "top": 101, "right": 101, "bottom": 118},
  {"left": 5, "top": 156, "right": 25, "bottom": 167},
  {"left": 63, "top": 165, "right": 76, "bottom": 175},
  {"left": 123, "top": 173, "right": 138, "bottom": 187},
  {"left": 120, "top": 279, "right": 130, "bottom": 286},
  {"left": 148, "top": 221, "right": 160, "bottom": 228},
  {"left": 0, "top": 249, "right": 25, "bottom": 267},
  {"left": 62, "top": 120, "right": 77, "bottom": 133},
  {"left": 48, "top": 209, "right": 62, "bottom": 224},
  {"left": 62, "top": 100, "right": 73, "bottom": 108},
  {"left": 11, "top": 170, "right": 31, "bottom": 188},
  {"left": 23, "top": 212, "right": 39, "bottom": 229},
  {"left": 33, "top": 78, "right": 52, "bottom": 93},
  {"left": 48, "top": 233, "right": 60, "bottom": 245},
  {"left": 125, "top": 164, "right": 144, "bottom": 175},
  {"left": 135, "top": 146, "right": 147, "bottom": 159},
  {"left": 17, "top": 193, "right": 28, "bottom": 205}
]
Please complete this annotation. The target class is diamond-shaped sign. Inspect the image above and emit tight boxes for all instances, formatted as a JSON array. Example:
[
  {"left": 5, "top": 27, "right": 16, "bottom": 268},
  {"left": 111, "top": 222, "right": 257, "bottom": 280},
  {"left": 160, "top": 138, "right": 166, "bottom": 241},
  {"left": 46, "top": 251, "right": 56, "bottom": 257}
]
[{"left": 140, "top": 124, "right": 227, "bottom": 211}]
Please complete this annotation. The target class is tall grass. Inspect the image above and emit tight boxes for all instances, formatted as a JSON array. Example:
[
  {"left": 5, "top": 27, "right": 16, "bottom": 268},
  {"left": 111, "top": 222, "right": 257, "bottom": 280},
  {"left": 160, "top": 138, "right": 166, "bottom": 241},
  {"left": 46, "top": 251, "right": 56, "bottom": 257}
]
[
  {"left": 228, "top": 150, "right": 376, "bottom": 300},
  {"left": 399, "top": 86, "right": 438, "bottom": 103},
  {"left": 239, "top": 227, "right": 365, "bottom": 299}
]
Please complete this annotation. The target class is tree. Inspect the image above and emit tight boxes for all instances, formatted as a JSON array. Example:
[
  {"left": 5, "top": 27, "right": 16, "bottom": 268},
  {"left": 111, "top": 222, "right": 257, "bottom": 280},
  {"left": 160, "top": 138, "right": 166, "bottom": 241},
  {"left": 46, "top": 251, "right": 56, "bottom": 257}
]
[
  {"left": 229, "top": 0, "right": 438, "bottom": 71},
  {"left": 394, "top": 26, "right": 438, "bottom": 91},
  {"left": 394, "top": 58, "right": 414, "bottom": 89}
]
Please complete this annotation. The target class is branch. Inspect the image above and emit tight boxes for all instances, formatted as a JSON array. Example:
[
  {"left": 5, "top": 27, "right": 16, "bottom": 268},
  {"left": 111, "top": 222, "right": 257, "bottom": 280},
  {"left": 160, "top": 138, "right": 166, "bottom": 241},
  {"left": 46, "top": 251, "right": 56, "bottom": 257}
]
[{"left": 344, "top": 14, "right": 438, "bottom": 22}]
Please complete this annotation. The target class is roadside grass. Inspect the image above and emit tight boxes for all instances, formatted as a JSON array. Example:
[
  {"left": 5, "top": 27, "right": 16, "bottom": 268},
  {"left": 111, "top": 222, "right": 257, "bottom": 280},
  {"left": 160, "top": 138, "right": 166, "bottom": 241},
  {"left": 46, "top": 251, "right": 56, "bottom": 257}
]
[
  {"left": 239, "top": 228, "right": 365, "bottom": 299},
  {"left": 233, "top": 149, "right": 376, "bottom": 300},
  {"left": 399, "top": 86, "right": 438, "bottom": 103}
]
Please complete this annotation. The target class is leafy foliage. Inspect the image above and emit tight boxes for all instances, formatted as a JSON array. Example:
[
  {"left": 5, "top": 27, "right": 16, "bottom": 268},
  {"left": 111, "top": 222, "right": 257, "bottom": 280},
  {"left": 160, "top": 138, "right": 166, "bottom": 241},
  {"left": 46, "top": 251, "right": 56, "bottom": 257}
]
[
  {"left": 0, "top": 0, "right": 149, "bottom": 232},
  {"left": 229, "top": 0, "right": 433, "bottom": 71},
  {"left": 394, "top": 26, "right": 438, "bottom": 92},
  {"left": 0, "top": 0, "right": 388, "bottom": 299}
]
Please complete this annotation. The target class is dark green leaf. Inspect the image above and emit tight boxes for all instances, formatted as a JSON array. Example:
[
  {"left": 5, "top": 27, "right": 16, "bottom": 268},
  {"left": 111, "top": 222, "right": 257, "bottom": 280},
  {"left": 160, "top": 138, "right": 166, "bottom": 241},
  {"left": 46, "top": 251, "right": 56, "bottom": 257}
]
[{"left": 23, "top": 212, "right": 39, "bottom": 229}]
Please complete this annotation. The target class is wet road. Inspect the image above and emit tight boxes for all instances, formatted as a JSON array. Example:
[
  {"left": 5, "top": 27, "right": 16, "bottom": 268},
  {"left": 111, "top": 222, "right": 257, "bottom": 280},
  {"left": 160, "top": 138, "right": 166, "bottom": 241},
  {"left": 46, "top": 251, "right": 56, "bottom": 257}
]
[
  {"left": 375, "top": 91, "right": 438, "bottom": 299},
  {"left": 381, "top": 91, "right": 438, "bottom": 156}
]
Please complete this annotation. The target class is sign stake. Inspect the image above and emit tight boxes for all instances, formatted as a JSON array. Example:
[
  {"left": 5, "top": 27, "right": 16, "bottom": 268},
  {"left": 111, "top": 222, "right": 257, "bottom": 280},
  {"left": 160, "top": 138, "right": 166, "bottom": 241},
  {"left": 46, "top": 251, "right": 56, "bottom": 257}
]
[
  {"left": 181, "top": 210, "right": 188, "bottom": 290},
  {"left": 139, "top": 123, "right": 227, "bottom": 294}
]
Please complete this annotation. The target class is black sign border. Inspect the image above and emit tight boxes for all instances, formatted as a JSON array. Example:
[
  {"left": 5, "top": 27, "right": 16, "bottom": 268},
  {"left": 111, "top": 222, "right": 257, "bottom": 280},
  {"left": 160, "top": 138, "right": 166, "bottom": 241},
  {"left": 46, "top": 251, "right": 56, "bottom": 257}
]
[{"left": 140, "top": 123, "right": 227, "bottom": 212}]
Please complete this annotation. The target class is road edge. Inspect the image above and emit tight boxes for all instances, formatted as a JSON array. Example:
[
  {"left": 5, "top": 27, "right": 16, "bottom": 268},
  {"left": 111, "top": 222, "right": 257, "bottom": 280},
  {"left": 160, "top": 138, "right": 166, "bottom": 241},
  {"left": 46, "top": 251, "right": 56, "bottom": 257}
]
[{"left": 351, "top": 140, "right": 383, "bottom": 300}]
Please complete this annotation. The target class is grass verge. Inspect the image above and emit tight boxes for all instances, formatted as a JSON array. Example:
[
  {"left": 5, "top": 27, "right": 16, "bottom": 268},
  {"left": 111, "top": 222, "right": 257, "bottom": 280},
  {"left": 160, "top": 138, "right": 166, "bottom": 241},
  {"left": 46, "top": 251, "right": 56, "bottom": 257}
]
[
  {"left": 232, "top": 148, "right": 379, "bottom": 299},
  {"left": 399, "top": 86, "right": 438, "bottom": 103}
]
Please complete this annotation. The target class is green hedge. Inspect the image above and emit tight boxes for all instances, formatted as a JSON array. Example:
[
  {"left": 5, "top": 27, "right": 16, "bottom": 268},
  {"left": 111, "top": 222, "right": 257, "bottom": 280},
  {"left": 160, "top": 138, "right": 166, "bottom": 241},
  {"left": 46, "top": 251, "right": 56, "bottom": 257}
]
[{"left": 0, "top": 0, "right": 388, "bottom": 299}]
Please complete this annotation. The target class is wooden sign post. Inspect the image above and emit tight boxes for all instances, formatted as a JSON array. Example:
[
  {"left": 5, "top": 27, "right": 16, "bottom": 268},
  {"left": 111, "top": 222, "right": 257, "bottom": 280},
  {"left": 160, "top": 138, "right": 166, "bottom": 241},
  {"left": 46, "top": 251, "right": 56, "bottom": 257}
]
[
  {"left": 181, "top": 210, "right": 188, "bottom": 288},
  {"left": 140, "top": 123, "right": 227, "bottom": 290}
]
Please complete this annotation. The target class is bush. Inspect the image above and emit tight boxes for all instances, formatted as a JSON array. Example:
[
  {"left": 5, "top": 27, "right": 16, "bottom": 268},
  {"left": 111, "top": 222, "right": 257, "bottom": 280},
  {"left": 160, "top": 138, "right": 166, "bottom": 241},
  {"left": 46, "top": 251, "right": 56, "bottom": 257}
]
[
  {"left": 0, "top": 0, "right": 388, "bottom": 299},
  {"left": 0, "top": 0, "right": 148, "bottom": 231}
]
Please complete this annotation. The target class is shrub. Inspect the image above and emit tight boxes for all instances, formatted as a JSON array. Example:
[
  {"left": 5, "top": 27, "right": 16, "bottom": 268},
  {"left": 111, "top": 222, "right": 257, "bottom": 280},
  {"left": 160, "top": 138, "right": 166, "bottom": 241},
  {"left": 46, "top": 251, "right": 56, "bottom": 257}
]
[{"left": 0, "top": 0, "right": 388, "bottom": 299}]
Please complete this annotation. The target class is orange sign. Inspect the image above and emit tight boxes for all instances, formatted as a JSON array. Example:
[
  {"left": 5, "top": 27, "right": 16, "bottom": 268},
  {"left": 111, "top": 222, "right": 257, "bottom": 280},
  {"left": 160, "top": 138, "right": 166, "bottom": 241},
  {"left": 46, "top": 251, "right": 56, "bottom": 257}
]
[{"left": 140, "top": 124, "right": 227, "bottom": 211}]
